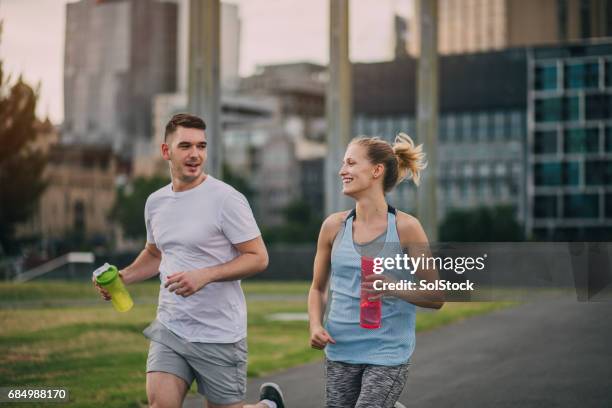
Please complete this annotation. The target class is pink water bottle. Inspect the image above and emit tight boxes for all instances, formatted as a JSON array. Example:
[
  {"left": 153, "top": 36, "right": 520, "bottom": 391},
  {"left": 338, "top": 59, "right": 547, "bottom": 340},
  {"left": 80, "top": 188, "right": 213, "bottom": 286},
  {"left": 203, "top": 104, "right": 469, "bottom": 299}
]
[{"left": 360, "top": 256, "right": 381, "bottom": 329}]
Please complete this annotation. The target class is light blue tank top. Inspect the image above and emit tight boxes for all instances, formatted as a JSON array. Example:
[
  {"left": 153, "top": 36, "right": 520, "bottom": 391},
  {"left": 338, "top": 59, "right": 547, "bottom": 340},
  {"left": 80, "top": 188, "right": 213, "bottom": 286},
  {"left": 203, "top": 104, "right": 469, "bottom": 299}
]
[{"left": 324, "top": 208, "right": 416, "bottom": 366}]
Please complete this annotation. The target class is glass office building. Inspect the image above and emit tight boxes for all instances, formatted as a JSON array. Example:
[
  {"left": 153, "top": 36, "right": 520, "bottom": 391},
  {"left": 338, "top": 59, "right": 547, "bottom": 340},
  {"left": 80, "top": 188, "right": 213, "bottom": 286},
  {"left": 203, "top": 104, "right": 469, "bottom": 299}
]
[
  {"left": 528, "top": 41, "right": 612, "bottom": 240},
  {"left": 354, "top": 111, "right": 525, "bottom": 220},
  {"left": 352, "top": 50, "right": 527, "bottom": 223}
]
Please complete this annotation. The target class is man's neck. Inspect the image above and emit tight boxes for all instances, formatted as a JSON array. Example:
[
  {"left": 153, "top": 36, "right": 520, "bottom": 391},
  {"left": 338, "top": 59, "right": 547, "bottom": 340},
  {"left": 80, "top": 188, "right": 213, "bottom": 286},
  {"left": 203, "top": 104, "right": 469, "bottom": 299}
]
[{"left": 172, "top": 173, "right": 208, "bottom": 192}]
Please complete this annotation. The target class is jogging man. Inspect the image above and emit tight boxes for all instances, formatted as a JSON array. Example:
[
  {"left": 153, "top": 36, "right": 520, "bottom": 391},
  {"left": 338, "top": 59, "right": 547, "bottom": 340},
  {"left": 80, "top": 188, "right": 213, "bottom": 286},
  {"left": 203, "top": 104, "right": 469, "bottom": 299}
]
[{"left": 94, "top": 113, "right": 285, "bottom": 408}]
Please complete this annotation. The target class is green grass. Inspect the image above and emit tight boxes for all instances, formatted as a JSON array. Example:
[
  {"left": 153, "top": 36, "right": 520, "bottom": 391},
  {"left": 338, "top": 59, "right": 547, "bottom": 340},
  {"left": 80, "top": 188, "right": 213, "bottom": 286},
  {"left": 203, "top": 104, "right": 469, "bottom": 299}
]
[
  {"left": 0, "top": 280, "right": 310, "bottom": 304},
  {"left": 0, "top": 281, "right": 517, "bottom": 407}
]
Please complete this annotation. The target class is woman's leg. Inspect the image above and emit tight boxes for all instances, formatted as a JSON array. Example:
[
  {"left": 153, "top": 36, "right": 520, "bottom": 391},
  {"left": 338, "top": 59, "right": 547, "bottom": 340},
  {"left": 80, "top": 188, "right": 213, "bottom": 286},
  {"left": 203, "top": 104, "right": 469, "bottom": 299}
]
[
  {"left": 354, "top": 363, "right": 410, "bottom": 408},
  {"left": 325, "top": 358, "right": 364, "bottom": 408}
]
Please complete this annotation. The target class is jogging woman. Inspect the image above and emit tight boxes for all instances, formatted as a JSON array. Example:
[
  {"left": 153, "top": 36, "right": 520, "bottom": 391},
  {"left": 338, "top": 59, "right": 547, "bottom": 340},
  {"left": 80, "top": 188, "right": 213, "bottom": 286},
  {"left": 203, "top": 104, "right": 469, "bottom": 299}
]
[{"left": 308, "top": 134, "right": 445, "bottom": 408}]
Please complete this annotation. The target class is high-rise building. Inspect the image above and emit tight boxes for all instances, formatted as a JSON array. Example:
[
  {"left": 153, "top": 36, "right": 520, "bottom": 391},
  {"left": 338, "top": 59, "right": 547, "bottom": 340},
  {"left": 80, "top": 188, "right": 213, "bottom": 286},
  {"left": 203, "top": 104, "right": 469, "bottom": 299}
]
[
  {"left": 63, "top": 0, "right": 178, "bottom": 157},
  {"left": 527, "top": 41, "right": 612, "bottom": 241},
  {"left": 408, "top": 0, "right": 612, "bottom": 56}
]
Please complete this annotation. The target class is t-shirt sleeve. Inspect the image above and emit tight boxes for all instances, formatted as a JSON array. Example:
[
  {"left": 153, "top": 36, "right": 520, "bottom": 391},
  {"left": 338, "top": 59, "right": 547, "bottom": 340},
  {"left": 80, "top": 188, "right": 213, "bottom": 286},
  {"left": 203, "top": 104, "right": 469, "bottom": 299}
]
[
  {"left": 220, "top": 190, "right": 261, "bottom": 244},
  {"left": 144, "top": 198, "right": 155, "bottom": 245}
]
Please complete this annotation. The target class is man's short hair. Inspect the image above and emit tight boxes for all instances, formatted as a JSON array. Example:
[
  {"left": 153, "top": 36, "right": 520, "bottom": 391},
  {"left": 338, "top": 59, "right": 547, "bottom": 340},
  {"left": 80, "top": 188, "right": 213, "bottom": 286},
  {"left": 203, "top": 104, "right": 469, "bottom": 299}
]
[{"left": 164, "top": 113, "right": 207, "bottom": 142}]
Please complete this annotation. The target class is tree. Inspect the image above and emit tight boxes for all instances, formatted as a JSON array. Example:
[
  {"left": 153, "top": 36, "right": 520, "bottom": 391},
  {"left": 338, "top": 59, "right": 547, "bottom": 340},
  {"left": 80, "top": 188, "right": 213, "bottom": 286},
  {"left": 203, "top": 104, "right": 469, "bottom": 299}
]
[
  {"left": 112, "top": 165, "right": 254, "bottom": 242},
  {"left": 262, "top": 199, "right": 323, "bottom": 244},
  {"left": 111, "top": 176, "right": 169, "bottom": 240},
  {"left": 0, "top": 46, "right": 47, "bottom": 254},
  {"left": 439, "top": 205, "right": 524, "bottom": 242},
  {"left": 221, "top": 163, "right": 255, "bottom": 203}
]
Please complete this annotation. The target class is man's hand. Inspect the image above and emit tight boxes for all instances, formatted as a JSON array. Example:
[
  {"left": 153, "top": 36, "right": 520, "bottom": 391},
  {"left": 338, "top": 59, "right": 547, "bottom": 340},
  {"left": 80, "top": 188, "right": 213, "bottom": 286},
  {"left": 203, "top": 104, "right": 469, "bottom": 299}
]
[
  {"left": 310, "top": 325, "right": 336, "bottom": 350},
  {"left": 164, "top": 270, "right": 209, "bottom": 297},
  {"left": 92, "top": 275, "right": 112, "bottom": 301}
]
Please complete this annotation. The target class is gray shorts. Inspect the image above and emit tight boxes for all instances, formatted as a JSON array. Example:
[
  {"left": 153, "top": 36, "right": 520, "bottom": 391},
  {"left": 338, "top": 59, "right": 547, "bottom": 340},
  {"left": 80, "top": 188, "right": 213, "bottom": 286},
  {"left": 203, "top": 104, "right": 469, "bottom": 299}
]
[
  {"left": 143, "top": 320, "right": 247, "bottom": 405},
  {"left": 325, "top": 358, "right": 410, "bottom": 408}
]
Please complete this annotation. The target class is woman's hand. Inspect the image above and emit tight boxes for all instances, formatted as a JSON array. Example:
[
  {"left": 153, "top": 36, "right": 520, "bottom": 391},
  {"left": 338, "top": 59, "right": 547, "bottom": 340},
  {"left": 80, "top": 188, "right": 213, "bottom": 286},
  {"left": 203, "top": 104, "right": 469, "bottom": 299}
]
[
  {"left": 310, "top": 325, "right": 336, "bottom": 350},
  {"left": 362, "top": 273, "right": 396, "bottom": 301}
]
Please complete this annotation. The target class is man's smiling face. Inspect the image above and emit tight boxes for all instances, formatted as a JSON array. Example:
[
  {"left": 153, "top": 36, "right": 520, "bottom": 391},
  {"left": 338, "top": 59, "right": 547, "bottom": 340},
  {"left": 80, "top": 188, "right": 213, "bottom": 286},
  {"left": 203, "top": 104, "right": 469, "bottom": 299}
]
[{"left": 162, "top": 126, "right": 208, "bottom": 184}]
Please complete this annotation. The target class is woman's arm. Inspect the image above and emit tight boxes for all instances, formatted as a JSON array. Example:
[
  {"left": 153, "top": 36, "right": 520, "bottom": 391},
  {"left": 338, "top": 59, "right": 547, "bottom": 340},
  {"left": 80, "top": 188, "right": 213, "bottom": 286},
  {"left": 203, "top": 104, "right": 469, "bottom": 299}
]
[
  {"left": 308, "top": 212, "right": 345, "bottom": 349},
  {"left": 392, "top": 212, "right": 445, "bottom": 309}
]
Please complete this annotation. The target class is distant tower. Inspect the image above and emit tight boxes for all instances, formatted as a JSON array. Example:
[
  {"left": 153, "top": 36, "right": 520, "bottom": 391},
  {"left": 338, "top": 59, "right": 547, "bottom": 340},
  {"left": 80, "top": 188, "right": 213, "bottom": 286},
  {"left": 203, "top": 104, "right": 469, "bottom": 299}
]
[{"left": 63, "top": 0, "right": 178, "bottom": 158}]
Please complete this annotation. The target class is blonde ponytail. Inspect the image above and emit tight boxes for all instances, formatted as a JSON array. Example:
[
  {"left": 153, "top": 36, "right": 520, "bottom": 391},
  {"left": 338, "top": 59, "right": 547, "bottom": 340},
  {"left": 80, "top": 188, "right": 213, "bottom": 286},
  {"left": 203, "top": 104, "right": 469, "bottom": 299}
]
[{"left": 392, "top": 132, "right": 427, "bottom": 187}]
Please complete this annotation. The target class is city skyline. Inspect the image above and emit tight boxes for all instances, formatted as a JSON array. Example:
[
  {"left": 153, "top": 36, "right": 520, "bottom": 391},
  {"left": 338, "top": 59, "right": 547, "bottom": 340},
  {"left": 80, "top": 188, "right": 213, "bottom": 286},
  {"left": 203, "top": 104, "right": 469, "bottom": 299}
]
[{"left": 0, "top": 0, "right": 412, "bottom": 124}]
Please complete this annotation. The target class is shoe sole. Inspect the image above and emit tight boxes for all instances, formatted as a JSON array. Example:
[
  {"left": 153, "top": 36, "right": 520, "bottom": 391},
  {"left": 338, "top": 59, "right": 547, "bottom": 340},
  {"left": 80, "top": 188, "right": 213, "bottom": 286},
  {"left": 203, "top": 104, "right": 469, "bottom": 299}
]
[{"left": 259, "top": 382, "right": 285, "bottom": 405}]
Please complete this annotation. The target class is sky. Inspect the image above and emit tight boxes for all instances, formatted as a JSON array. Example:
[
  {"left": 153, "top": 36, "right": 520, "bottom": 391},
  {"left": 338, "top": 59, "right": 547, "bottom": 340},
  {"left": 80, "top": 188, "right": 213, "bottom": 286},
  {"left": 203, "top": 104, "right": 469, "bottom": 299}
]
[{"left": 0, "top": 0, "right": 412, "bottom": 124}]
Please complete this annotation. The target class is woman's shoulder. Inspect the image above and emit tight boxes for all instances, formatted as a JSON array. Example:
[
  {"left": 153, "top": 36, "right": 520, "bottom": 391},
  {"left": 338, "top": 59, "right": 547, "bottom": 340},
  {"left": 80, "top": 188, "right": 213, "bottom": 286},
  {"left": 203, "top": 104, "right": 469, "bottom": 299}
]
[
  {"left": 320, "top": 211, "right": 351, "bottom": 242},
  {"left": 395, "top": 210, "right": 428, "bottom": 243},
  {"left": 322, "top": 210, "right": 350, "bottom": 229}
]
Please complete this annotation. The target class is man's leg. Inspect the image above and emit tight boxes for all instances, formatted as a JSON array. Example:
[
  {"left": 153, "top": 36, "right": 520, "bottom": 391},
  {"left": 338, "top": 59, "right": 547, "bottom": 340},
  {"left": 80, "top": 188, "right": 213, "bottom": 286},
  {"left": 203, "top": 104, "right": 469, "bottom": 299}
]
[
  {"left": 145, "top": 340, "right": 195, "bottom": 408},
  {"left": 147, "top": 371, "right": 189, "bottom": 408}
]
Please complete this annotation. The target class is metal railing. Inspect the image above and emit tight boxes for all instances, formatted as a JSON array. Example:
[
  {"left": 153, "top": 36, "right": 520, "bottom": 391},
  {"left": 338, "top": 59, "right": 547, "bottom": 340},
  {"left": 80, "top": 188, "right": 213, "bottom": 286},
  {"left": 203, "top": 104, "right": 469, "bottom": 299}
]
[{"left": 13, "top": 252, "right": 95, "bottom": 283}]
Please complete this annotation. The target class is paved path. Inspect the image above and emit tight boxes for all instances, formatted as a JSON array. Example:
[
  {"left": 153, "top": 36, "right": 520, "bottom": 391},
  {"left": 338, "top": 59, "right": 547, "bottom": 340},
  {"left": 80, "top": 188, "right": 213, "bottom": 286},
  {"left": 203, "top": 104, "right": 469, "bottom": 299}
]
[{"left": 185, "top": 296, "right": 612, "bottom": 407}]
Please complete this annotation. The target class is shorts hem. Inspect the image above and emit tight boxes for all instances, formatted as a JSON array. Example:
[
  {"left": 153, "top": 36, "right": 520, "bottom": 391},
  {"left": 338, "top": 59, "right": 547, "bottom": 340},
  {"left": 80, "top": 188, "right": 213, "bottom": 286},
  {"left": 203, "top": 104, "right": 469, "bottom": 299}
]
[{"left": 146, "top": 369, "right": 192, "bottom": 387}]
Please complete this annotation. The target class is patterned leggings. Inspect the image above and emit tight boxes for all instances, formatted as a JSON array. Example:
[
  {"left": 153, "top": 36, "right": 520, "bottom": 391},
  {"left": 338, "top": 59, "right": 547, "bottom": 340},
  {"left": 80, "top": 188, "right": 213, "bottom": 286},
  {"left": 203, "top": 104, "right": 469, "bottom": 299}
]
[{"left": 325, "top": 358, "right": 410, "bottom": 408}]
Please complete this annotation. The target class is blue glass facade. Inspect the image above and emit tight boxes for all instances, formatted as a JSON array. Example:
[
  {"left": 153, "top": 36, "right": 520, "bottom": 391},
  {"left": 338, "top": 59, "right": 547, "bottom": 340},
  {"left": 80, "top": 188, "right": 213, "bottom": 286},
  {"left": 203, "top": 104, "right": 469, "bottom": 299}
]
[
  {"left": 354, "top": 110, "right": 525, "bottom": 218},
  {"left": 529, "top": 45, "right": 612, "bottom": 240}
]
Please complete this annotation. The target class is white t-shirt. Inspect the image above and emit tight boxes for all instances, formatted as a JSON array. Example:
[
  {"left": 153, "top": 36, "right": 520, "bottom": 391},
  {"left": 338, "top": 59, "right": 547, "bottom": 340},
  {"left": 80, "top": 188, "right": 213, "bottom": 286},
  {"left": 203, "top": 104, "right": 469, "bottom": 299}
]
[{"left": 144, "top": 175, "right": 261, "bottom": 343}]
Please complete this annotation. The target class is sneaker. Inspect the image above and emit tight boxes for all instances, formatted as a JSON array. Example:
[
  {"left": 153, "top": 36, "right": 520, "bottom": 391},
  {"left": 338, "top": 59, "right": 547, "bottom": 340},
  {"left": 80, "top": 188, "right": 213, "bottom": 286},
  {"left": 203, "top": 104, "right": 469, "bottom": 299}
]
[
  {"left": 394, "top": 402, "right": 407, "bottom": 408},
  {"left": 259, "top": 382, "right": 285, "bottom": 408}
]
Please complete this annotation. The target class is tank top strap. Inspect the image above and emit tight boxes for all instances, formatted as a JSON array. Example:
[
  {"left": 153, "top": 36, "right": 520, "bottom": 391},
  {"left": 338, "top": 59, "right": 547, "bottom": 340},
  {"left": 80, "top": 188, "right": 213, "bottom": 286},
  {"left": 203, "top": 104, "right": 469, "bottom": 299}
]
[{"left": 387, "top": 210, "right": 401, "bottom": 244}]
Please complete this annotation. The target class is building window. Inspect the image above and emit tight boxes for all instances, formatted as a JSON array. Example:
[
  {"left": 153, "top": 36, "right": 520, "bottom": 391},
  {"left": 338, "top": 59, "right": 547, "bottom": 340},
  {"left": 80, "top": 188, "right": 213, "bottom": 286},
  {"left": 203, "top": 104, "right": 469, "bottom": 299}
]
[
  {"left": 606, "top": 60, "right": 612, "bottom": 87},
  {"left": 563, "top": 193, "right": 599, "bottom": 218},
  {"left": 439, "top": 116, "right": 448, "bottom": 143},
  {"left": 477, "top": 180, "right": 487, "bottom": 200},
  {"left": 493, "top": 112, "right": 504, "bottom": 140},
  {"left": 535, "top": 64, "right": 558, "bottom": 91},
  {"left": 535, "top": 97, "right": 562, "bottom": 123},
  {"left": 534, "top": 130, "right": 557, "bottom": 154},
  {"left": 510, "top": 112, "right": 523, "bottom": 140},
  {"left": 534, "top": 195, "right": 557, "bottom": 218},
  {"left": 563, "top": 161, "right": 580, "bottom": 186},
  {"left": 585, "top": 160, "right": 612, "bottom": 186},
  {"left": 459, "top": 114, "right": 472, "bottom": 142},
  {"left": 564, "top": 62, "right": 600, "bottom": 89},
  {"left": 564, "top": 96, "right": 580, "bottom": 122},
  {"left": 606, "top": 127, "right": 612, "bottom": 152},
  {"left": 446, "top": 115, "right": 456, "bottom": 142},
  {"left": 534, "top": 162, "right": 562, "bottom": 186},
  {"left": 564, "top": 128, "right": 600, "bottom": 154},
  {"left": 491, "top": 181, "right": 501, "bottom": 197},
  {"left": 606, "top": 193, "right": 612, "bottom": 218},
  {"left": 495, "top": 162, "right": 507, "bottom": 176},
  {"left": 585, "top": 94, "right": 612, "bottom": 120},
  {"left": 477, "top": 113, "right": 488, "bottom": 142}
]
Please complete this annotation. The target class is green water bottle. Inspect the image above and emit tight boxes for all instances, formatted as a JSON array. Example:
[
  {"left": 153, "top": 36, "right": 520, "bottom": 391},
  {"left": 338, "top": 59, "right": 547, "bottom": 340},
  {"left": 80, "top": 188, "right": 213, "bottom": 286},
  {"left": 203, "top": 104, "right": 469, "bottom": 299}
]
[{"left": 94, "top": 263, "right": 133, "bottom": 312}]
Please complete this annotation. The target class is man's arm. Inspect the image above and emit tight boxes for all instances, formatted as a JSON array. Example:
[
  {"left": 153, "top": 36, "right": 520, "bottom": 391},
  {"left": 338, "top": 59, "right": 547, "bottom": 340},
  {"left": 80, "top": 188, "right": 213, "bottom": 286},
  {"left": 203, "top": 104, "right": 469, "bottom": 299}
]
[
  {"left": 120, "top": 243, "right": 162, "bottom": 284},
  {"left": 93, "top": 243, "right": 161, "bottom": 300},
  {"left": 164, "top": 236, "right": 268, "bottom": 297}
]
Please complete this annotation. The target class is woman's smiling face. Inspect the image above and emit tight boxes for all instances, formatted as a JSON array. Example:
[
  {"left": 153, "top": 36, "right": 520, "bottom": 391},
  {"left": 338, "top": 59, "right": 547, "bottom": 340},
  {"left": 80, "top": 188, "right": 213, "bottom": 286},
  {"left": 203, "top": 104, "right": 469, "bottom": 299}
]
[{"left": 339, "top": 143, "right": 380, "bottom": 197}]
